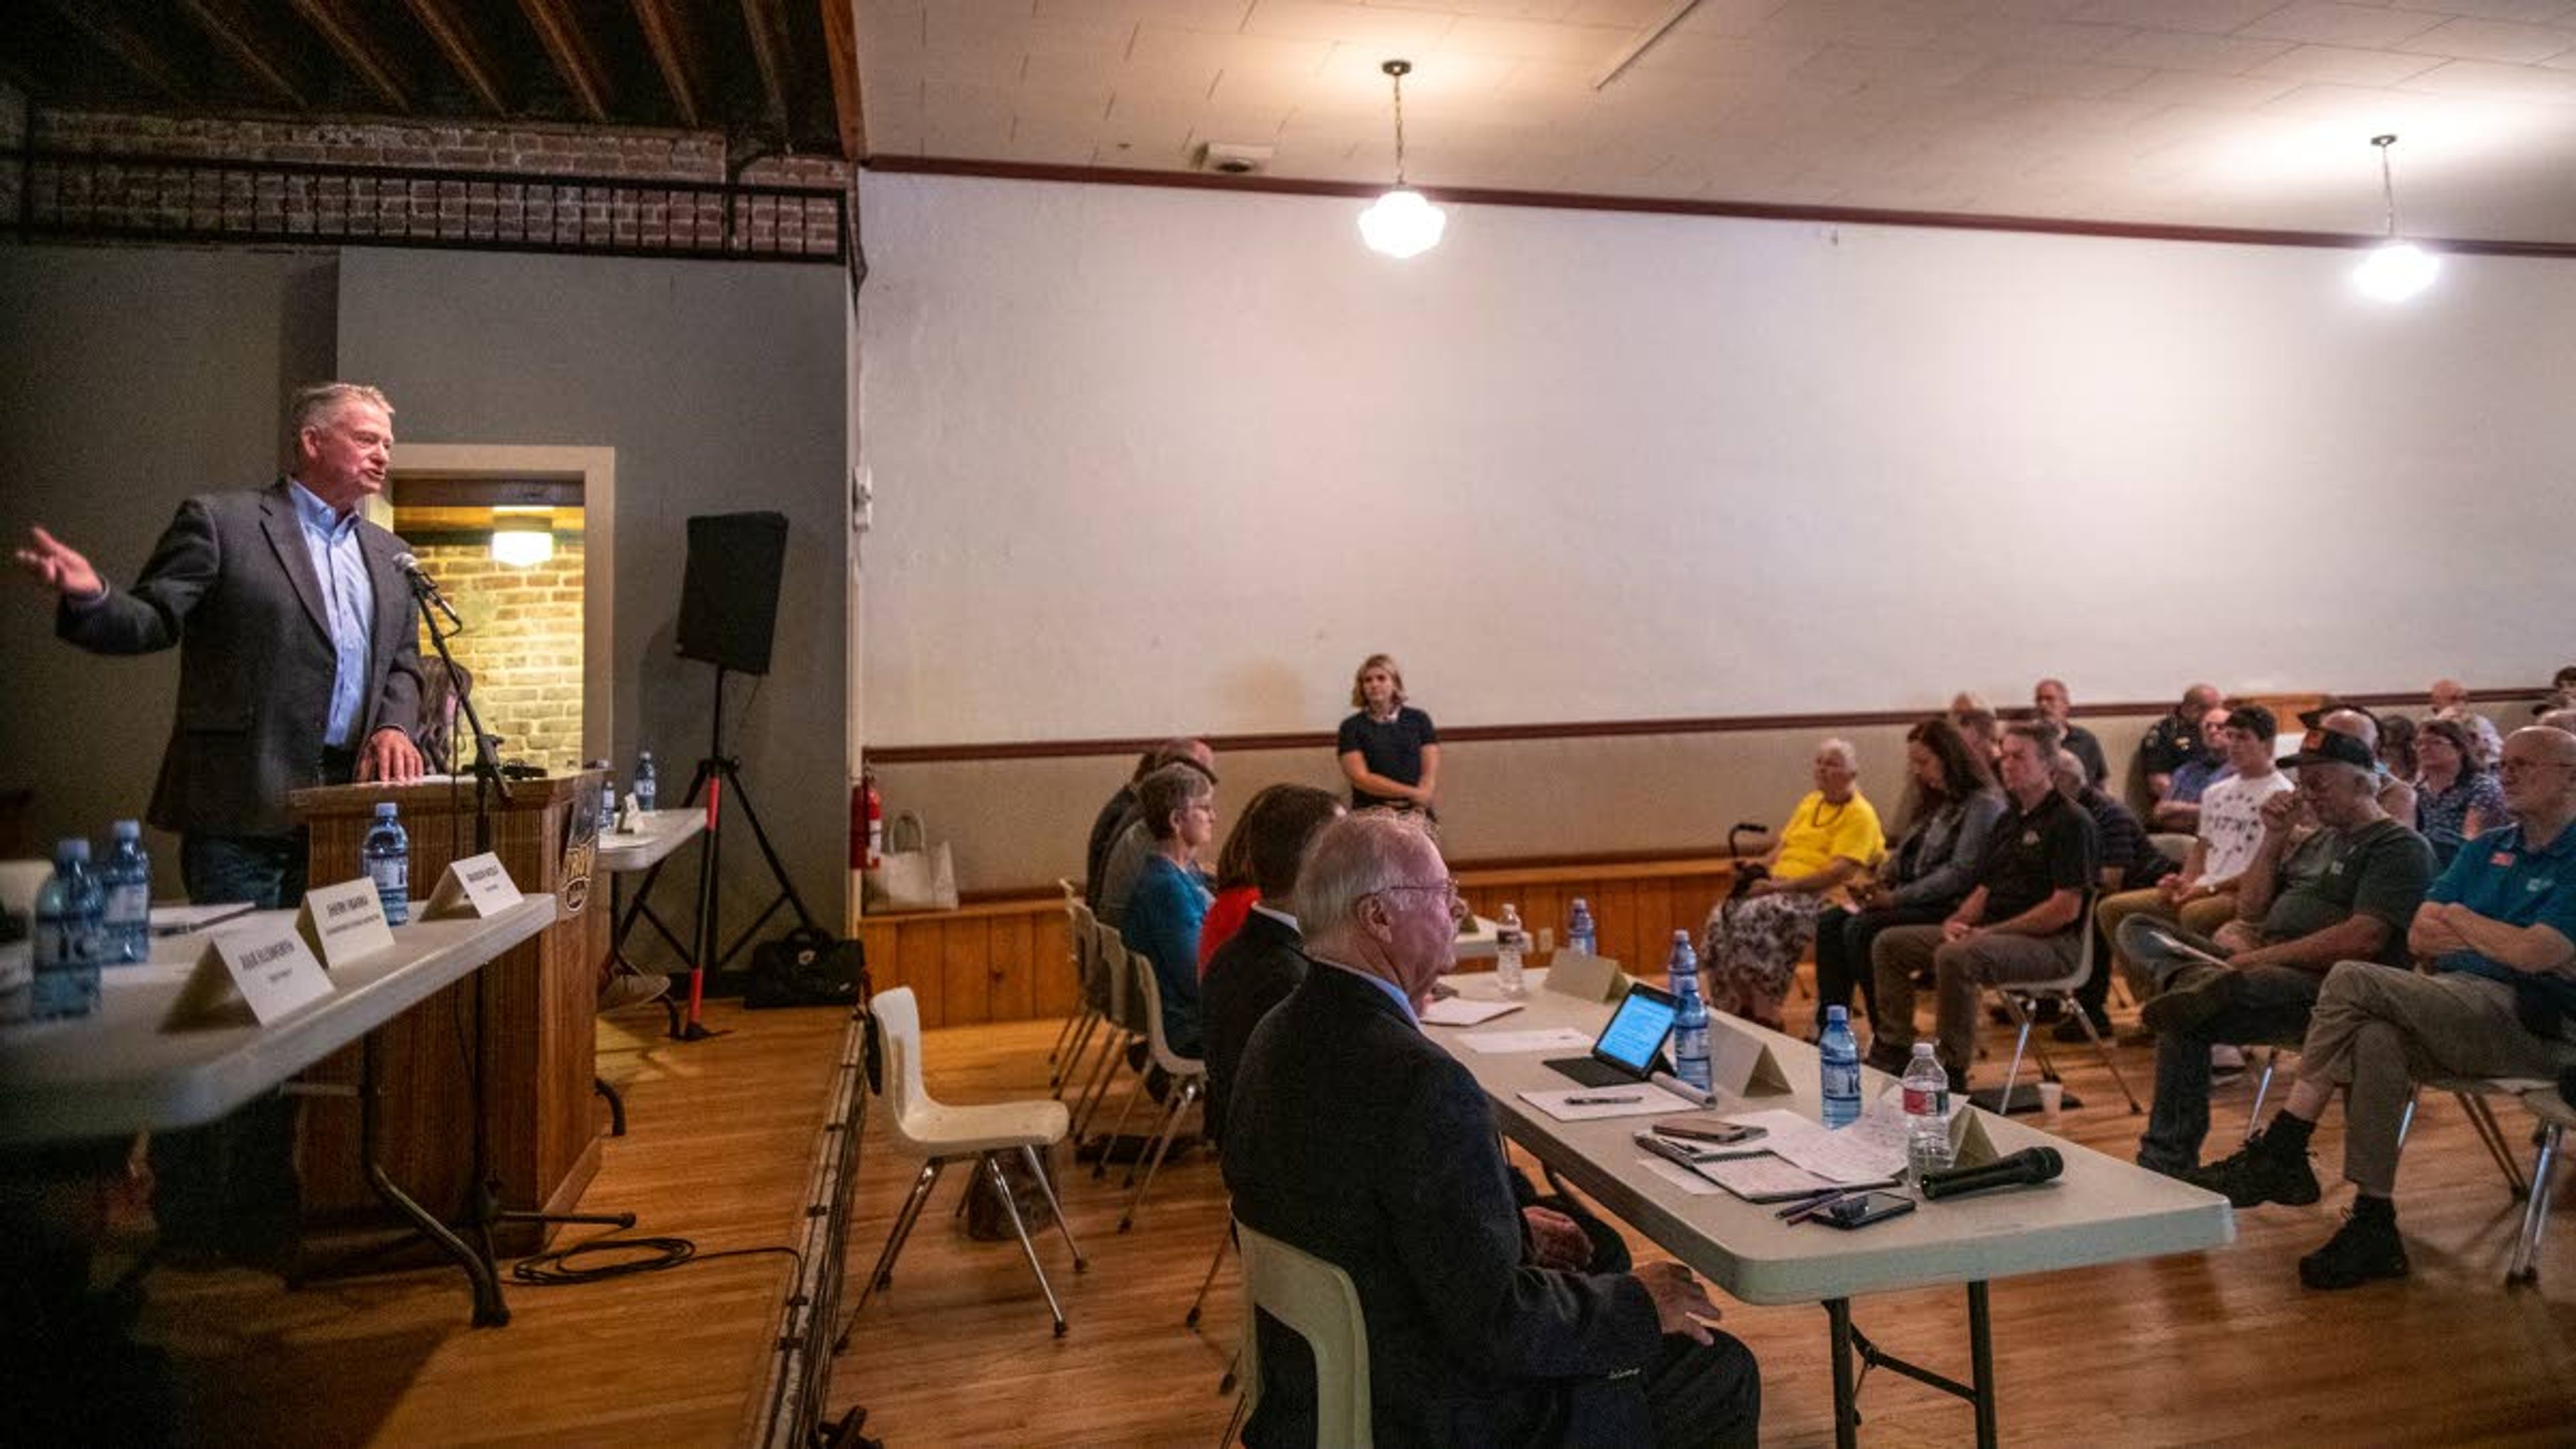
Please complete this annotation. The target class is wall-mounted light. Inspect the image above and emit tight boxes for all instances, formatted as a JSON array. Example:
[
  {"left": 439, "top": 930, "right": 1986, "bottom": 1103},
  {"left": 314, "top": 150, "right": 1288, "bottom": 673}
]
[
  {"left": 490, "top": 505, "right": 555, "bottom": 566},
  {"left": 2353, "top": 133, "right": 2437, "bottom": 303},
  {"left": 1358, "top": 60, "right": 1446, "bottom": 260}
]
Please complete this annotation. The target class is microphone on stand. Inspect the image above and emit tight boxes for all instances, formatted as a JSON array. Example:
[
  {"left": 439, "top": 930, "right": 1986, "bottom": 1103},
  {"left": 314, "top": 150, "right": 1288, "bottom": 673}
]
[
  {"left": 1917, "top": 1146, "right": 2065, "bottom": 1201},
  {"left": 393, "top": 551, "right": 464, "bottom": 631}
]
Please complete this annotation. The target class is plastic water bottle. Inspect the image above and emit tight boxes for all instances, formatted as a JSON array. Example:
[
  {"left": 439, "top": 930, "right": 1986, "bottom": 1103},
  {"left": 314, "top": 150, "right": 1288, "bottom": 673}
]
[
  {"left": 590, "top": 759, "right": 616, "bottom": 835},
  {"left": 1902, "top": 1043, "right": 1956, "bottom": 1183},
  {"left": 634, "top": 749, "right": 657, "bottom": 815},
  {"left": 1494, "top": 903, "right": 1526, "bottom": 996},
  {"left": 364, "top": 802, "right": 411, "bottom": 926},
  {"left": 1819, "top": 1006, "right": 1862, "bottom": 1129},
  {"left": 1669, "top": 932, "right": 1712, "bottom": 1095},
  {"left": 32, "top": 838, "right": 105, "bottom": 1020},
  {"left": 1567, "top": 898, "right": 1597, "bottom": 958},
  {"left": 101, "top": 818, "right": 153, "bottom": 963}
]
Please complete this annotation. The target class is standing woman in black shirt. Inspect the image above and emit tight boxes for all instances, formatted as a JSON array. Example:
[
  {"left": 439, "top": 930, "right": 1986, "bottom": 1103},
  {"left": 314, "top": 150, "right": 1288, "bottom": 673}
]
[{"left": 1337, "top": 653, "right": 1439, "bottom": 814}]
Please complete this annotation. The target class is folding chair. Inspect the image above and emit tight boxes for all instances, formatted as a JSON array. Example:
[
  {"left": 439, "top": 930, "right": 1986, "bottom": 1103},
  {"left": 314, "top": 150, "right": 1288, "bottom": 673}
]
[{"left": 1983, "top": 894, "right": 2143, "bottom": 1114}]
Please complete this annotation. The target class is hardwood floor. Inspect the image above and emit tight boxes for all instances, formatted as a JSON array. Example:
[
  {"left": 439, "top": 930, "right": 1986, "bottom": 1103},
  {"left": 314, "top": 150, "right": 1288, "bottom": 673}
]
[
  {"left": 828, "top": 1010, "right": 2576, "bottom": 1448},
  {"left": 106, "top": 986, "right": 2576, "bottom": 1446}
]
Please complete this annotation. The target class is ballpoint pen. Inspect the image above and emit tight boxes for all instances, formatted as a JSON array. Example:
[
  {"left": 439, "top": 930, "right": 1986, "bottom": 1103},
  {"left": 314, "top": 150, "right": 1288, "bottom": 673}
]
[
  {"left": 1566, "top": 1093, "right": 1643, "bottom": 1106},
  {"left": 1780, "top": 1191, "right": 1855, "bottom": 1225}
]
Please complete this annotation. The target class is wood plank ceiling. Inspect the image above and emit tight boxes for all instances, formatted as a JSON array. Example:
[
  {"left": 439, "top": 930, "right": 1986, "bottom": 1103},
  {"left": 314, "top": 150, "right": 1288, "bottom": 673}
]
[{"left": 1, "top": 0, "right": 865, "bottom": 162}]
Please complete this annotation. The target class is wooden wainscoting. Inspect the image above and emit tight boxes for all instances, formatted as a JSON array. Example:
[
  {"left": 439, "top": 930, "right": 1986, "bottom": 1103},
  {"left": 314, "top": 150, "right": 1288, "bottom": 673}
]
[{"left": 853, "top": 857, "right": 1741, "bottom": 1026}]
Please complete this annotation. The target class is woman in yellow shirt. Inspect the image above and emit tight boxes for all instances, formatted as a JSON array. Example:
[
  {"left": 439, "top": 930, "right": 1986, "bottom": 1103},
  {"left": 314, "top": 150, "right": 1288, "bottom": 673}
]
[{"left": 1703, "top": 739, "right": 1887, "bottom": 1031}]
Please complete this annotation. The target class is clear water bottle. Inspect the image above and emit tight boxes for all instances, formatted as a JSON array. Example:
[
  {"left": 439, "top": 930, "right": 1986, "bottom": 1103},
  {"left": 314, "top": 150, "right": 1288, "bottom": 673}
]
[
  {"left": 102, "top": 818, "right": 153, "bottom": 963},
  {"left": 1902, "top": 1043, "right": 1955, "bottom": 1183},
  {"left": 1567, "top": 898, "right": 1597, "bottom": 958},
  {"left": 1494, "top": 903, "right": 1526, "bottom": 996},
  {"left": 1819, "top": 1006, "right": 1862, "bottom": 1129},
  {"left": 590, "top": 759, "right": 616, "bottom": 835},
  {"left": 364, "top": 802, "right": 411, "bottom": 926},
  {"left": 634, "top": 749, "right": 657, "bottom": 815},
  {"left": 32, "top": 838, "right": 105, "bottom": 1020},
  {"left": 1670, "top": 932, "right": 1712, "bottom": 1095}
]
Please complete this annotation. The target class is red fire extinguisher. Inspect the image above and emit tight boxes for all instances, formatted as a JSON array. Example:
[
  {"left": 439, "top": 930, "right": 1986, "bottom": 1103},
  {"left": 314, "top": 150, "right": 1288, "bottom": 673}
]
[{"left": 853, "top": 769, "right": 884, "bottom": 871}]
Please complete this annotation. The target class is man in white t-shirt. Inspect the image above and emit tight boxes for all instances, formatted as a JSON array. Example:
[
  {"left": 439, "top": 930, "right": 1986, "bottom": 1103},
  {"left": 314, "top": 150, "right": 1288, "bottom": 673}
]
[{"left": 2099, "top": 705, "right": 2294, "bottom": 1001}]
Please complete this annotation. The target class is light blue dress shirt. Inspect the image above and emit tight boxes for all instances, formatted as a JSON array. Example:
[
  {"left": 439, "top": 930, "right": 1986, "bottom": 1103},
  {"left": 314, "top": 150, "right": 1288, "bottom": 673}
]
[{"left": 288, "top": 481, "right": 376, "bottom": 748}]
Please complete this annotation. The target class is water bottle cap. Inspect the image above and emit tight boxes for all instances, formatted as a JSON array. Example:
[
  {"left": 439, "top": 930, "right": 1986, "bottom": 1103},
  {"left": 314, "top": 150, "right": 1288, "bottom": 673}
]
[
  {"left": 1825, "top": 1005, "right": 1847, "bottom": 1023},
  {"left": 1671, "top": 929, "right": 1689, "bottom": 942},
  {"left": 56, "top": 837, "right": 91, "bottom": 863},
  {"left": 1571, "top": 897, "right": 1587, "bottom": 910},
  {"left": 639, "top": 750, "right": 653, "bottom": 761},
  {"left": 1913, "top": 1042, "right": 1936, "bottom": 1057},
  {"left": 113, "top": 819, "right": 141, "bottom": 839},
  {"left": 375, "top": 801, "right": 400, "bottom": 818}
]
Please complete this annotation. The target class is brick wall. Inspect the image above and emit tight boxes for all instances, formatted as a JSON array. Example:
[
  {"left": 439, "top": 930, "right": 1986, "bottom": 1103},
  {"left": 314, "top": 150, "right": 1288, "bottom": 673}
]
[
  {"left": 23, "top": 108, "right": 851, "bottom": 256},
  {"left": 412, "top": 540, "right": 586, "bottom": 776}
]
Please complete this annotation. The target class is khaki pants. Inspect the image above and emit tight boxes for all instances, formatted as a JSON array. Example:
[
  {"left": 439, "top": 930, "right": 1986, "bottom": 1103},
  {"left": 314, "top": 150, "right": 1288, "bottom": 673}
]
[
  {"left": 2096, "top": 888, "right": 2238, "bottom": 999},
  {"left": 1870, "top": 925, "right": 2084, "bottom": 1083}
]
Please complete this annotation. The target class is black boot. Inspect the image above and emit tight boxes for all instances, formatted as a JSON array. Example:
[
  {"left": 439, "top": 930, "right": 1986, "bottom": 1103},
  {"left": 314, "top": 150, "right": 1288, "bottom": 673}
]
[{"left": 2299, "top": 1197, "right": 2408, "bottom": 1289}]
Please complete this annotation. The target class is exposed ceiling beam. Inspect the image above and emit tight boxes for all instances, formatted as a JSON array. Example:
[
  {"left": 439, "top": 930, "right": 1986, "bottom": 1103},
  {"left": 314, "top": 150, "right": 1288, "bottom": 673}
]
[
  {"left": 287, "top": 0, "right": 415, "bottom": 112},
  {"left": 815, "top": 0, "right": 863, "bottom": 160},
  {"left": 40, "top": 0, "right": 189, "bottom": 102},
  {"left": 737, "top": 0, "right": 794, "bottom": 134},
  {"left": 627, "top": 0, "right": 707, "bottom": 129},
  {"left": 400, "top": 0, "right": 511, "bottom": 115},
  {"left": 172, "top": 0, "right": 313, "bottom": 109},
  {"left": 517, "top": 0, "right": 612, "bottom": 122}
]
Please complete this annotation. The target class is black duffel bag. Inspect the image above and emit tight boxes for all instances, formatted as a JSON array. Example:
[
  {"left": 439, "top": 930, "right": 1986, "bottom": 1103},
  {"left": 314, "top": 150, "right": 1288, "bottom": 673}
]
[{"left": 744, "top": 926, "right": 866, "bottom": 1010}]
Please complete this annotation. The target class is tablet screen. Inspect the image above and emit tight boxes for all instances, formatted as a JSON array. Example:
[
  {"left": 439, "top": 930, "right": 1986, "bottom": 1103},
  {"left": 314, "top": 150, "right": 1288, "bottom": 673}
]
[{"left": 1593, "top": 983, "right": 1677, "bottom": 1075}]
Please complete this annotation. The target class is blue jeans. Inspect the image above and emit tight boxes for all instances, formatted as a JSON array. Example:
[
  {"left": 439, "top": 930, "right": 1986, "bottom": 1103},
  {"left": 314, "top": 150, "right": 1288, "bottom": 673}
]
[
  {"left": 180, "top": 833, "right": 308, "bottom": 909},
  {"left": 1813, "top": 900, "right": 1949, "bottom": 1035},
  {"left": 2137, "top": 965, "right": 2322, "bottom": 1174}
]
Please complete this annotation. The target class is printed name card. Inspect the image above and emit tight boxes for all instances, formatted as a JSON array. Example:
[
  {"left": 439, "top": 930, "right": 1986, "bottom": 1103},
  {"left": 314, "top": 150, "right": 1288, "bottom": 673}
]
[
  {"left": 297, "top": 878, "right": 395, "bottom": 971},
  {"left": 164, "top": 920, "right": 335, "bottom": 1028},
  {"left": 1707, "top": 1019, "right": 1794, "bottom": 1098},
  {"left": 425, "top": 852, "right": 523, "bottom": 919}
]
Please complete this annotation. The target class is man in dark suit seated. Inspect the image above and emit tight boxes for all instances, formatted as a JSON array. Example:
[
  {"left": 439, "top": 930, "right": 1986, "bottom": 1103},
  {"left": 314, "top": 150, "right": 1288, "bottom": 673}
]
[{"left": 1223, "top": 812, "right": 1760, "bottom": 1447}]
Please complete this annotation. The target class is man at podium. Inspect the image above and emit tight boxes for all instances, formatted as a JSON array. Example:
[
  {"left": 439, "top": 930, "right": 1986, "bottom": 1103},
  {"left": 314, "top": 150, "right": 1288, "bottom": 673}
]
[{"left": 16, "top": 381, "right": 427, "bottom": 910}]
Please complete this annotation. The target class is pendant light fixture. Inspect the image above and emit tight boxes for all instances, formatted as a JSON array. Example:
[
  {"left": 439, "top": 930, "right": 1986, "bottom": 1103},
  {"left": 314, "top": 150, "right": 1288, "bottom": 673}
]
[
  {"left": 1358, "top": 59, "right": 1446, "bottom": 260},
  {"left": 2352, "top": 133, "right": 2437, "bottom": 303}
]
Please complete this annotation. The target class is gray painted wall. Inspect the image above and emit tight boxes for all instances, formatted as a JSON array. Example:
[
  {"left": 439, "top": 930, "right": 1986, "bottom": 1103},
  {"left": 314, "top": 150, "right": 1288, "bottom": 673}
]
[{"left": 0, "top": 245, "right": 339, "bottom": 864}]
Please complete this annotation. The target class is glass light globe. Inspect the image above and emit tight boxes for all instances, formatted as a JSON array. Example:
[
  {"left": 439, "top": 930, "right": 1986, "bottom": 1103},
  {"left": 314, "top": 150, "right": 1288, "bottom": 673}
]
[
  {"left": 2353, "top": 241, "right": 2438, "bottom": 302},
  {"left": 490, "top": 528, "right": 555, "bottom": 567},
  {"left": 1358, "top": 189, "right": 1446, "bottom": 259}
]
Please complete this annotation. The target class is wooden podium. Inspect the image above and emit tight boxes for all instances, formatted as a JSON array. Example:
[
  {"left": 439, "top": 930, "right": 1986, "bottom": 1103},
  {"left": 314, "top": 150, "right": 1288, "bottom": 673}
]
[{"left": 288, "top": 772, "right": 610, "bottom": 1257}]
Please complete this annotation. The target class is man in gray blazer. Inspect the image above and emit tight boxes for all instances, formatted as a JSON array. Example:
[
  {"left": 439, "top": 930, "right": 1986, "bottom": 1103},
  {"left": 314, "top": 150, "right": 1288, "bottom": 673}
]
[{"left": 17, "top": 382, "right": 427, "bottom": 910}]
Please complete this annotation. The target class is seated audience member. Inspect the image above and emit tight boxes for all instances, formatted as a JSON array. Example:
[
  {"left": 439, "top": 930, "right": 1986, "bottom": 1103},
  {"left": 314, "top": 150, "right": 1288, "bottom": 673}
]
[
  {"left": 2541, "top": 664, "right": 2576, "bottom": 717},
  {"left": 1704, "top": 739, "right": 1886, "bottom": 1030},
  {"left": 1118, "top": 764, "right": 1218, "bottom": 1057},
  {"left": 2057, "top": 748, "right": 2179, "bottom": 1040},
  {"left": 2123, "top": 717, "right": 2435, "bottom": 1181},
  {"left": 2198, "top": 727, "right": 2576, "bottom": 1289},
  {"left": 2428, "top": 678, "right": 2506, "bottom": 767},
  {"left": 1337, "top": 653, "right": 1439, "bottom": 813},
  {"left": 1948, "top": 689, "right": 1989, "bottom": 722},
  {"left": 2540, "top": 707, "right": 2576, "bottom": 737},
  {"left": 2150, "top": 704, "right": 2235, "bottom": 833},
  {"left": 1812, "top": 718, "right": 2002, "bottom": 1035},
  {"left": 1089, "top": 739, "right": 1214, "bottom": 921},
  {"left": 1223, "top": 812, "right": 1759, "bottom": 1447},
  {"left": 2032, "top": 677, "right": 2108, "bottom": 785},
  {"left": 2413, "top": 716, "right": 2506, "bottom": 866},
  {"left": 1954, "top": 705, "right": 2002, "bottom": 765},
  {"left": 1198, "top": 784, "right": 1301, "bottom": 974},
  {"left": 2139, "top": 682, "right": 2224, "bottom": 803},
  {"left": 1867, "top": 723, "right": 2099, "bottom": 1087},
  {"left": 1198, "top": 786, "right": 1344, "bottom": 1142},
  {"left": 2098, "top": 705, "right": 2291, "bottom": 1001}
]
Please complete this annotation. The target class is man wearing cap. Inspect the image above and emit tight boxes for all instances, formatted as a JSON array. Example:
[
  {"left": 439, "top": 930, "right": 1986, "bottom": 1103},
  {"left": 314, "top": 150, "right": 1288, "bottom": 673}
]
[
  {"left": 2296, "top": 701, "right": 2416, "bottom": 826},
  {"left": 2199, "top": 725, "right": 2576, "bottom": 1288},
  {"left": 2124, "top": 714, "right": 2436, "bottom": 1181},
  {"left": 2097, "top": 704, "right": 2294, "bottom": 1003}
]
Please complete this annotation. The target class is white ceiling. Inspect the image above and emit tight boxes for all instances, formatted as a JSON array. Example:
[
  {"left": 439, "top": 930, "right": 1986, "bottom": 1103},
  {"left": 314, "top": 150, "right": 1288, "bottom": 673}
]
[{"left": 853, "top": 0, "right": 2576, "bottom": 245}]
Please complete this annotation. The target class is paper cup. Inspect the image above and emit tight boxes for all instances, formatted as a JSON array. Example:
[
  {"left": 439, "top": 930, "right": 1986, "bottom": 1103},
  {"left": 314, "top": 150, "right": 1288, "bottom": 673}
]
[{"left": 2037, "top": 1081, "right": 2065, "bottom": 1118}]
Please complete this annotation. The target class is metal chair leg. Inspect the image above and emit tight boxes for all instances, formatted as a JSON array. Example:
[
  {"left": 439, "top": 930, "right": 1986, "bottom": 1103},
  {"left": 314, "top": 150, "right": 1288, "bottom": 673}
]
[
  {"left": 1055, "top": 1010, "right": 1104, "bottom": 1093},
  {"left": 1187, "top": 1220, "right": 1236, "bottom": 1327},
  {"left": 1095, "top": 1059, "right": 1150, "bottom": 1179},
  {"left": 2508, "top": 1123, "right": 2562, "bottom": 1286},
  {"left": 2068, "top": 1005, "right": 2142, "bottom": 1113},
  {"left": 1069, "top": 1026, "right": 1129, "bottom": 1143},
  {"left": 837, "top": 1159, "right": 945, "bottom": 1350},
  {"left": 2246, "top": 1048, "right": 2280, "bottom": 1140},
  {"left": 1122, "top": 1077, "right": 1199, "bottom": 1232},
  {"left": 985, "top": 1152, "right": 1069, "bottom": 1337},
  {"left": 1046, "top": 999, "right": 1085, "bottom": 1069},
  {"left": 1994, "top": 994, "right": 2037, "bottom": 1110},
  {"left": 1022, "top": 1142, "right": 1087, "bottom": 1273},
  {"left": 2459, "top": 1092, "right": 2531, "bottom": 1199}
]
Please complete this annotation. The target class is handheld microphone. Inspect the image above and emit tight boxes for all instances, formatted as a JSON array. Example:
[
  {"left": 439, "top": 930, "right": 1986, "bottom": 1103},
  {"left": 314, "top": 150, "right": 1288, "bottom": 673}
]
[
  {"left": 1917, "top": 1146, "right": 2064, "bottom": 1201},
  {"left": 392, "top": 551, "right": 464, "bottom": 631}
]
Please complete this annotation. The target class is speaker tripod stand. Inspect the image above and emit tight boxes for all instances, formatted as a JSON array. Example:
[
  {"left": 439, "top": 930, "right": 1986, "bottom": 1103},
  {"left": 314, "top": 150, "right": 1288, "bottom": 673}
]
[{"left": 620, "top": 664, "right": 822, "bottom": 1040}]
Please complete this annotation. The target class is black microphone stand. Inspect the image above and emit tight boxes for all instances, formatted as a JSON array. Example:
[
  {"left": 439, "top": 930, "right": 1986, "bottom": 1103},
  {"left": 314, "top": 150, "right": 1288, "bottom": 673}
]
[{"left": 403, "top": 573, "right": 633, "bottom": 1326}]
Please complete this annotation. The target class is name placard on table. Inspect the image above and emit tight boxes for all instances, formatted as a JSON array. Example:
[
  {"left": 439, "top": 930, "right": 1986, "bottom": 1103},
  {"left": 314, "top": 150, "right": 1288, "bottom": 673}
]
[
  {"left": 425, "top": 853, "right": 523, "bottom": 919},
  {"left": 297, "top": 877, "right": 395, "bottom": 971},
  {"left": 166, "top": 920, "right": 335, "bottom": 1028}
]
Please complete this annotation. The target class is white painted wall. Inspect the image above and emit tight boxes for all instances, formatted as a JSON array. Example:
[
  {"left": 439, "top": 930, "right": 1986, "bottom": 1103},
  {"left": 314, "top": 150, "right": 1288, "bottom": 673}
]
[{"left": 857, "top": 173, "right": 2576, "bottom": 747}]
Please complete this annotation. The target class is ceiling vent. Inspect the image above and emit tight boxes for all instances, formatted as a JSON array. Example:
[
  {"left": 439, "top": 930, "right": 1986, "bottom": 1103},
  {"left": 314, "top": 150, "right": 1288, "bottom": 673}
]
[{"left": 1195, "top": 142, "right": 1275, "bottom": 176}]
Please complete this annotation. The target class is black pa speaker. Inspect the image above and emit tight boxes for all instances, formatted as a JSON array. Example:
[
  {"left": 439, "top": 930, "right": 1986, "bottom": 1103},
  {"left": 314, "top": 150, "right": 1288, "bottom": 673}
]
[{"left": 676, "top": 511, "right": 788, "bottom": 676}]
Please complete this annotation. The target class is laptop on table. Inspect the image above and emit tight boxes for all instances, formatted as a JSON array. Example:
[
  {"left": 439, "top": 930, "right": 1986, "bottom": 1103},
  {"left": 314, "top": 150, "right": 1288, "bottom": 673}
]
[{"left": 1544, "top": 981, "right": 1679, "bottom": 1088}]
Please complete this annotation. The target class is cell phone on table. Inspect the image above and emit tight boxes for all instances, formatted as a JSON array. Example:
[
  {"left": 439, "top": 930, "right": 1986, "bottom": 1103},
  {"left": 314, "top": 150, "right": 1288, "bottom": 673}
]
[
  {"left": 1817, "top": 1191, "right": 1917, "bottom": 1230},
  {"left": 1653, "top": 1120, "right": 1765, "bottom": 1146}
]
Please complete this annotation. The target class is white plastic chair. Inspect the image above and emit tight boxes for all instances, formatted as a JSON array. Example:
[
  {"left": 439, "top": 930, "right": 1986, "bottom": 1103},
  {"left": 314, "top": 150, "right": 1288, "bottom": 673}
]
[
  {"left": 842, "top": 987, "right": 1087, "bottom": 1338},
  {"left": 1224, "top": 1219, "right": 1373, "bottom": 1449},
  {"left": 1071, "top": 918, "right": 1145, "bottom": 1147},
  {"left": 1983, "top": 894, "right": 2143, "bottom": 1114},
  {"left": 1117, "top": 946, "right": 1208, "bottom": 1233},
  {"left": 1051, "top": 898, "right": 1106, "bottom": 1093}
]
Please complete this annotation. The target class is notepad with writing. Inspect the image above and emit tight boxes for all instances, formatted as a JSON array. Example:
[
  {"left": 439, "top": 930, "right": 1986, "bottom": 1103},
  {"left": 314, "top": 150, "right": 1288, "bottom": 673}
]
[{"left": 1421, "top": 996, "right": 1524, "bottom": 1027}]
